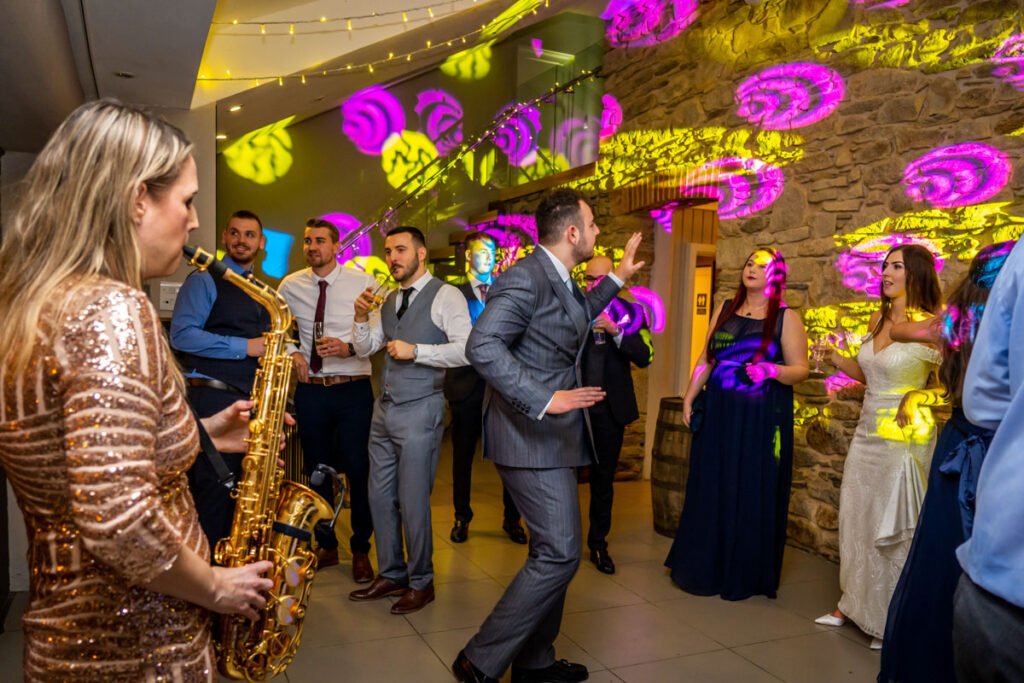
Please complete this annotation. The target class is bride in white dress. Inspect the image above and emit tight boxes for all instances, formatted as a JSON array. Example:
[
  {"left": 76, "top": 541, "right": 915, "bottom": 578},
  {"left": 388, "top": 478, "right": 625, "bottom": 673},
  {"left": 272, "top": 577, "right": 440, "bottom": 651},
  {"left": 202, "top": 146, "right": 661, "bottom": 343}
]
[{"left": 816, "top": 245, "right": 943, "bottom": 648}]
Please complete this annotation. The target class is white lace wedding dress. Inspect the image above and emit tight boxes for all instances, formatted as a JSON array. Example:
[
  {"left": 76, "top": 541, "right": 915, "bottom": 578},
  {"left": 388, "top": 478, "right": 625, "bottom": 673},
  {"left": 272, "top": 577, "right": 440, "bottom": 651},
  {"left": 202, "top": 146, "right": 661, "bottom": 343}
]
[{"left": 837, "top": 339, "right": 941, "bottom": 638}]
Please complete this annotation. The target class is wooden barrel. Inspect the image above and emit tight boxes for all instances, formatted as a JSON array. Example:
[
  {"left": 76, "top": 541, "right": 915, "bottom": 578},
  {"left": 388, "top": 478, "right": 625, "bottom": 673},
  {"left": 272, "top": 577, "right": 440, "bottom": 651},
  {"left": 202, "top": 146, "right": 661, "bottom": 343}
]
[{"left": 651, "top": 396, "right": 693, "bottom": 537}]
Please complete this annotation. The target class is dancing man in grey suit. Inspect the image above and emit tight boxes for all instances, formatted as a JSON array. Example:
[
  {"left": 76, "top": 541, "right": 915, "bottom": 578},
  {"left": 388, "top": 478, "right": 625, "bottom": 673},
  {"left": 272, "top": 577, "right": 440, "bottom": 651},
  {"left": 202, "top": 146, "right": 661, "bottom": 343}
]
[{"left": 452, "top": 189, "right": 645, "bottom": 683}]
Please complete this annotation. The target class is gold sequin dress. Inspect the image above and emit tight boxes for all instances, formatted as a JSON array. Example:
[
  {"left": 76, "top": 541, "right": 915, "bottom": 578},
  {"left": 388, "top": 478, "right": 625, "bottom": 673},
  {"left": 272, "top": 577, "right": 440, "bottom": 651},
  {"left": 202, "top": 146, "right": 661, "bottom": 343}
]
[{"left": 0, "top": 279, "right": 214, "bottom": 682}]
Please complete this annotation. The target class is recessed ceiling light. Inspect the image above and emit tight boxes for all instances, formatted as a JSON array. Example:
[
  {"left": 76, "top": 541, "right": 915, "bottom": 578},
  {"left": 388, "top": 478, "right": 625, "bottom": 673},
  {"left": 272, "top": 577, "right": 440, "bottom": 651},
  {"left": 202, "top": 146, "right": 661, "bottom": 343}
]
[
  {"left": 215, "top": 134, "right": 227, "bottom": 140},
  {"left": 113, "top": 71, "right": 135, "bottom": 79},
  {"left": 228, "top": 104, "right": 243, "bottom": 112}
]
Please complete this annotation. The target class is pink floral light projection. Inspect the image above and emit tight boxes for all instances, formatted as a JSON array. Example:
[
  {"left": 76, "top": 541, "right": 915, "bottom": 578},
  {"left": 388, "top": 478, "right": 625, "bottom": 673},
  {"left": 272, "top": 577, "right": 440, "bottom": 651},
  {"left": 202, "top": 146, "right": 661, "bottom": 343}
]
[
  {"left": 414, "top": 89, "right": 464, "bottom": 156},
  {"left": 848, "top": 0, "right": 910, "bottom": 8},
  {"left": 319, "top": 212, "right": 371, "bottom": 265},
  {"left": 625, "top": 286, "right": 666, "bottom": 333},
  {"left": 602, "top": 0, "right": 698, "bottom": 48},
  {"left": 680, "top": 157, "right": 786, "bottom": 220},
  {"left": 990, "top": 34, "right": 1024, "bottom": 92},
  {"left": 834, "top": 235, "right": 945, "bottom": 298},
  {"left": 600, "top": 94, "right": 623, "bottom": 141},
  {"left": 340, "top": 86, "right": 406, "bottom": 156},
  {"left": 902, "top": 143, "right": 1012, "bottom": 209},
  {"left": 650, "top": 201, "right": 683, "bottom": 233},
  {"left": 735, "top": 63, "right": 845, "bottom": 130},
  {"left": 550, "top": 117, "right": 599, "bottom": 167},
  {"left": 493, "top": 104, "right": 542, "bottom": 167}
]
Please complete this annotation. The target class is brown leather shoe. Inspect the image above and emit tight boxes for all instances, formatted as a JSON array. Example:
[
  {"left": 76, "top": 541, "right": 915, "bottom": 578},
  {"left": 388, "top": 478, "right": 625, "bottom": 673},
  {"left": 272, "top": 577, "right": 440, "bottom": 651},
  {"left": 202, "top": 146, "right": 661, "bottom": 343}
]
[
  {"left": 352, "top": 552, "right": 374, "bottom": 584},
  {"left": 390, "top": 582, "right": 435, "bottom": 614},
  {"left": 316, "top": 547, "right": 339, "bottom": 569},
  {"left": 349, "top": 577, "right": 408, "bottom": 602}
]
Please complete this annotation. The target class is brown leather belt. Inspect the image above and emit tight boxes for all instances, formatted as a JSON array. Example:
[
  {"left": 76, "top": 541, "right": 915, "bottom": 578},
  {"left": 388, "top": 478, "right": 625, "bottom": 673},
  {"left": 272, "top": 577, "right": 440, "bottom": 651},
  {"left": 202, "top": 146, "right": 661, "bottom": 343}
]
[{"left": 307, "top": 374, "right": 370, "bottom": 386}]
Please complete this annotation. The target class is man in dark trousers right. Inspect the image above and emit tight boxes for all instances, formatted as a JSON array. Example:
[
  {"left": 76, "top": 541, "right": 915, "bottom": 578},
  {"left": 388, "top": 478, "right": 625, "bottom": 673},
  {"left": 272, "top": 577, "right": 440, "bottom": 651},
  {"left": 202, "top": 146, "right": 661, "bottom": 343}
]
[
  {"left": 452, "top": 188, "right": 644, "bottom": 683},
  {"left": 445, "top": 231, "right": 525, "bottom": 545},
  {"left": 581, "top": 255, "right": 653, "bottom": 575}
]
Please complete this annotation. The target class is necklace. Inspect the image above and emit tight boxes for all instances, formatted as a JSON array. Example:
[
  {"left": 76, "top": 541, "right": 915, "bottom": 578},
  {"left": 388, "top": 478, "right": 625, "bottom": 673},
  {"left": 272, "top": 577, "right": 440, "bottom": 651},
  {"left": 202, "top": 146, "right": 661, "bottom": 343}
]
[{"left": 742, "top": 301, "right": 767, "bottom": 317}]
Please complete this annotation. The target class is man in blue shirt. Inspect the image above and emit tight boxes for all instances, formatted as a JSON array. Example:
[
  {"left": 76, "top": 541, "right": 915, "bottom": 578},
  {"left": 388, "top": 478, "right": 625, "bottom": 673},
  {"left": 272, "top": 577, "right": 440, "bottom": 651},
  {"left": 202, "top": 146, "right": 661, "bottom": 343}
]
[
  {"left": 956, "top": 237, "right": 1024, "bottom": 680},
  {"left": 170, "top": 209, "right": 270, "bottom": 551}
]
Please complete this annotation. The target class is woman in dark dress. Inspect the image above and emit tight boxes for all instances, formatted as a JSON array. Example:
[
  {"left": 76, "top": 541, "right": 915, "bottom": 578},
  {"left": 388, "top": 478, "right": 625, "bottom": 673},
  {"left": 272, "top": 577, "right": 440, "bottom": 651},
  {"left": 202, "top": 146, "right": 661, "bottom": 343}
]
[
  {"left": 666, "top": 249, "right": 808, "bottom": 600},
  {"left": 878, "top": 241, "right": 1015, "bottom": 683}
]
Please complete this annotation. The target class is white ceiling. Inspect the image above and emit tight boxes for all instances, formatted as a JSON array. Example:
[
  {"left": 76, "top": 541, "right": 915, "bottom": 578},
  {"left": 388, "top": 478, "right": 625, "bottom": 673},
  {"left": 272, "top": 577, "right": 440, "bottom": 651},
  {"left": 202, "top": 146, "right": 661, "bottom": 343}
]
[{"left": 0, "top": 0, "right": 603, "bottom": 154}]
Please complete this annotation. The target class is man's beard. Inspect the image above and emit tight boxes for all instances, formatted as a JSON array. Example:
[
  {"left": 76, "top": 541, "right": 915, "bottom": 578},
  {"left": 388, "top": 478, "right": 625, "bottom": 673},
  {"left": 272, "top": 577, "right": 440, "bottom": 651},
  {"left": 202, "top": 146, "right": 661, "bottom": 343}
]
[
  {"left": 393, "top": 255, "right": 421, "bottom": 284},
  {"left": 571, "top": 241, "right": 594, "bottom": 267}
]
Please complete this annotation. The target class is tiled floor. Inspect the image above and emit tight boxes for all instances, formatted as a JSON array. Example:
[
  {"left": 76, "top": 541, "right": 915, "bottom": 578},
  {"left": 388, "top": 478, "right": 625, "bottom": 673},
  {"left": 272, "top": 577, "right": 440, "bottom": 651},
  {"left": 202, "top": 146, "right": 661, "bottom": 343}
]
[{"left": 1, "top": 441, "right": 882, "bottom": 682}]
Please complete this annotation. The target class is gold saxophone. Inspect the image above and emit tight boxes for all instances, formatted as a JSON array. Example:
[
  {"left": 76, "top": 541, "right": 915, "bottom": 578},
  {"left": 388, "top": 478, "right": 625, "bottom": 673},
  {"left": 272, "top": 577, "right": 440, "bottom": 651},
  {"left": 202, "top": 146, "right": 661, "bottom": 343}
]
[{"left": 183, "top": 245, "right": 333, "bottom": 681}]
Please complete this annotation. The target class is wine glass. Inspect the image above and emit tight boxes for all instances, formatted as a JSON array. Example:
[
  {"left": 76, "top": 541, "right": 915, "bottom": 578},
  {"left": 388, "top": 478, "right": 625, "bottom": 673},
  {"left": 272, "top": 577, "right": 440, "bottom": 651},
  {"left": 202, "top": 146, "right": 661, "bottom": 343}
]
[{"left": 369, "top": 274, "right": 396, "bottom": 311}]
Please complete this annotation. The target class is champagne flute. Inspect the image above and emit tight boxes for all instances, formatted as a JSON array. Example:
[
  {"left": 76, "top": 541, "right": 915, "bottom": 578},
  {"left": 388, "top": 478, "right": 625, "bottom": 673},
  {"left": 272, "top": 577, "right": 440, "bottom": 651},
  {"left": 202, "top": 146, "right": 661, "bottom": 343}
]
[{"left": 312, "top": 321, "right": 325, "bottom": 356}]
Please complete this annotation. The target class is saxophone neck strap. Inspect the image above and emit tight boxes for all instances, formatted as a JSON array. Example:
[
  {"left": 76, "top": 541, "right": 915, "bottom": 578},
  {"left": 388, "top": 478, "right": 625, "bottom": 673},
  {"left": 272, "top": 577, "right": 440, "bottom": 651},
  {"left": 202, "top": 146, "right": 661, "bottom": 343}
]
[{"left": 189, "top": 403, "right": 237, "bottom": 491}]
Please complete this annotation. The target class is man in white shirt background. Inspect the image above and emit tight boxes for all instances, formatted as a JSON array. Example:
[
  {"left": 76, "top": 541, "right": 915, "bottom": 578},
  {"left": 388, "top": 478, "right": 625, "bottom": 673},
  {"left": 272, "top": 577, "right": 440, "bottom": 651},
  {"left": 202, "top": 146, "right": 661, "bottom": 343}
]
[
  {"left": 349, "top": 226, "right": 472, "bottom": 615},
  {"left": 279, "top": 218, "right": 376, "bottom": 584}
]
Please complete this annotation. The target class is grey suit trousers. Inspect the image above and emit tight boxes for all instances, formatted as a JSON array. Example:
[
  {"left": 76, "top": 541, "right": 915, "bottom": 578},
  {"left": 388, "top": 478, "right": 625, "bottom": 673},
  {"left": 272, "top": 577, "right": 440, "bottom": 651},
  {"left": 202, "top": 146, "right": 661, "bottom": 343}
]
[
  {"left": 367, "top": 393, "right": 446, "bottom": 590},
  {"left": 465, "top": 465, "right": 582, "bottom": 678}
]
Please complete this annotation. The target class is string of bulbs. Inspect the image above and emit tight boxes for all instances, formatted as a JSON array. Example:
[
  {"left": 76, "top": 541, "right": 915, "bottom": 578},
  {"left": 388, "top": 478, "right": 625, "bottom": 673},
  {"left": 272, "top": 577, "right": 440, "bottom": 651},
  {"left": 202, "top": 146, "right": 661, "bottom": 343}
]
[
  {"left": 213, "top": 1, "right": 473, "bottom": 34},
  {"left": 335, "top": 66, "right": 602, "bottom": 255},
  {"left": 199, "top": 0, "right": 549, "bottom": 83}
]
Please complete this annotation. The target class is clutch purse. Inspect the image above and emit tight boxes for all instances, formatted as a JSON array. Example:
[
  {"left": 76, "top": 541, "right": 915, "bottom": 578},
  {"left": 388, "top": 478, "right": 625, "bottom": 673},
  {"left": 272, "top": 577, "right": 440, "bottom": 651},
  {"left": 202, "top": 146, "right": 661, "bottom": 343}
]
[{"left": 689, "top": 391, "right": 706, "bottom": 434}]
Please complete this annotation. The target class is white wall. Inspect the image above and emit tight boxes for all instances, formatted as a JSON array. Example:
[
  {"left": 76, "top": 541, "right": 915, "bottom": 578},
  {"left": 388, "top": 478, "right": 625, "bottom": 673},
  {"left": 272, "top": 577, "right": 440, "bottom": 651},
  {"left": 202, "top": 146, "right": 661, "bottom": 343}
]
[{"left": 148, "top": 103, "right": 219, "bottom": 314}]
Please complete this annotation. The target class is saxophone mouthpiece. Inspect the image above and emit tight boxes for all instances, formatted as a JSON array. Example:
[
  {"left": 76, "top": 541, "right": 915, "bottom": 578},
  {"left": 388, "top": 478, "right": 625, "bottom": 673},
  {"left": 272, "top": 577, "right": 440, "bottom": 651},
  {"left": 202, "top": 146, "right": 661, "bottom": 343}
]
[{"left": 182, "top": 244, "right": 229, "bottom": 279}]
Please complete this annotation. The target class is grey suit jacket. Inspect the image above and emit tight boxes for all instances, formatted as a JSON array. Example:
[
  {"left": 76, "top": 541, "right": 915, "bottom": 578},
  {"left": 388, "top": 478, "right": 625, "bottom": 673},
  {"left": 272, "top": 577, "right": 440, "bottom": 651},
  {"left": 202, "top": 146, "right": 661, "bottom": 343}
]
[{"left": 466, "top": 250, "right": 620, "bottom": 468}]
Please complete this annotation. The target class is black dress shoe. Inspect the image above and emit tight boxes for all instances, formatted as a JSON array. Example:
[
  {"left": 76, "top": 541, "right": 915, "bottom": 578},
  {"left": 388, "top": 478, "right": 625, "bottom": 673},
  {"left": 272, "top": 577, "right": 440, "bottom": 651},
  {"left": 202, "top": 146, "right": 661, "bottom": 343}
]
[
  {"left": 503, "top": 521, "right": 528, "bottom": 544},
  {"left": 451, "top": 519, "right": 470, "bottom": 543},
  {"left": 511, "top": 659, "right": 588, "bottom": 683},
  {"left": 589, "top": 548, "right": 615, "bottom": 575},
  {"left": 452, "top": 650, "right": 498, "bottom": 683}
]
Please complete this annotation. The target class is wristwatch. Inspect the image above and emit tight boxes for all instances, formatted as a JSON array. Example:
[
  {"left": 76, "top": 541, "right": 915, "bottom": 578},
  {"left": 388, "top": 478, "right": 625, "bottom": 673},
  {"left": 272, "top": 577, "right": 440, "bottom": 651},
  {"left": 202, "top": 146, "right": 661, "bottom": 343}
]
[
  {"left": 347, "top": 342, "right": 355, "bottom": 356},
  {"left": 412, "top": 344, "right": 419, "bottom": 360}
]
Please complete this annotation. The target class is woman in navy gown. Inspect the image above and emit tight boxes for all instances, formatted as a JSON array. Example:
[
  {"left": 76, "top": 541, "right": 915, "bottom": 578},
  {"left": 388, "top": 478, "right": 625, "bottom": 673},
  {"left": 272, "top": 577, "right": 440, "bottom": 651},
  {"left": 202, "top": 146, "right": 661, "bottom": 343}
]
[
  {"left": 666, "top": 249, "right": 808, "bottom": 600},
  {"left": 878, "top": 241, "right": 1015, "bottom": 683}
]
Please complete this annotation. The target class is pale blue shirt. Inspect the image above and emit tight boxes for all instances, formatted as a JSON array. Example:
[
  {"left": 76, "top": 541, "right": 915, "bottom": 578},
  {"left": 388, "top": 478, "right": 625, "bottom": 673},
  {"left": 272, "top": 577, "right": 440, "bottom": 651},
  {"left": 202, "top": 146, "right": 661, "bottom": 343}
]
[
  {"left": 958, "top": 237, "right": 1024, "bottom": 607},
  {"left": 170, "top": 255, "right": 249, "bottom": 380}
]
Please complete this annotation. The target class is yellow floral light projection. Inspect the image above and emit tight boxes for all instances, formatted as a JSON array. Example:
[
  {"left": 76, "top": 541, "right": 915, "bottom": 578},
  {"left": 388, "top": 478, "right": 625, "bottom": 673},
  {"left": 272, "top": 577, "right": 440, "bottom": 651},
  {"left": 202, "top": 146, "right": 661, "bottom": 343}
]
[
  {"left": 380, "top": 130, "right": 440, "bottom": 191},
  {"left": 222, "top": 116, "right": 295, "bottom": 185},
  {"left": 580, "top": 126, "right": 805, "bottom": 192},
  {"left": 440, "top": 40, "right": 496, "bottom": 81}
]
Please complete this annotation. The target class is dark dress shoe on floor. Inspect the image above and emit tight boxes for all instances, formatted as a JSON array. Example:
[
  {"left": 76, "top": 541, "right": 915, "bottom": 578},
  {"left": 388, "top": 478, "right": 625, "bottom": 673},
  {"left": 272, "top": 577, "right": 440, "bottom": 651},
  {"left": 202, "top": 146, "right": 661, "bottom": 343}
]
[
  {"left": 315, "top": 547, "right": 339, "bottom": 569},
  {"left": 349, "top": 577, "right": 408, "bottom": 601},
  {"left": 351, "top": 552, "right": 374, "bottom": 584},
  {"left": 589, "top": 548, "right": 615, "bottom": 575},
  {"left": 451, "top": 519, "right": 470, "bottom": 543},
  {"left": 503, "top": 521, "right": 528, "bottom": 544},
  {"left": 452, "top": 650, "right": 498, "bottom": 683},
  {"left": 390, "top": 582, "right": 434, "bottom": 614},
  {"left": 511, "top": 659, "right": 588, "bottom": 683}
]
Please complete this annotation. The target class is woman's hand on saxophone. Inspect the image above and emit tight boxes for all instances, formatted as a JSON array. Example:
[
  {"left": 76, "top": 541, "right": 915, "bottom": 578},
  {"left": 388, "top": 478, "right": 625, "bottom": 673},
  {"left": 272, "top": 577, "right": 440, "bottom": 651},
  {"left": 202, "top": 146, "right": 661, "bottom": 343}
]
[
  {"left": 201, "top": 400, "right": 295, "bottom": 455},
  {"left": 209, "top": 561, "right": 275, "bottom": 621}
]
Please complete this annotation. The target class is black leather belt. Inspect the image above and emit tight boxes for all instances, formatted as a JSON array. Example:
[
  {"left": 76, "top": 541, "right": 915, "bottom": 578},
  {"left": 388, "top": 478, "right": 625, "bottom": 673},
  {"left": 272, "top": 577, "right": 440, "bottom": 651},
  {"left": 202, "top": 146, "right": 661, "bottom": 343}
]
[{"left": 186, "top": 377, "right": 248, "bottom": 395}]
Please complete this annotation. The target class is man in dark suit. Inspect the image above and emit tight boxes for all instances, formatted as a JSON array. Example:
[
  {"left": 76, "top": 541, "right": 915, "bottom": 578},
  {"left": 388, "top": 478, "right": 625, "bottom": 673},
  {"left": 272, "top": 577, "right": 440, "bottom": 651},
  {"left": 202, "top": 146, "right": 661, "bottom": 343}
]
[
  {"left": 444, "top": 231, "right": 524, "bottom": 544},
  {"left": 581, "top": 255, "right": 653, "bottom": 575},
  {"left": 452, "top": 189, "right": 645, "bottom": 683}
]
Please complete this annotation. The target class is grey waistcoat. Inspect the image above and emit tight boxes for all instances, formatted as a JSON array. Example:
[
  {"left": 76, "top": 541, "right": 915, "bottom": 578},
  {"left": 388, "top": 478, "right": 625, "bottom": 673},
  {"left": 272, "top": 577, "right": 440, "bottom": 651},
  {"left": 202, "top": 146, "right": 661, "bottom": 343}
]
[{"left": 380, "top": 277, "right": 448, "bottom": 404}]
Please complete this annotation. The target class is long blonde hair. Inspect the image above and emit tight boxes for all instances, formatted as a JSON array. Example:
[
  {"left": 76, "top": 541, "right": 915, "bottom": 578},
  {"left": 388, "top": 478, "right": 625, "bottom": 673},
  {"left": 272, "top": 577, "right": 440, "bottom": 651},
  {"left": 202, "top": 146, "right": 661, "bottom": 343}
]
[{"left": 0, "top": 99, "right": 193, "bottom": 374}]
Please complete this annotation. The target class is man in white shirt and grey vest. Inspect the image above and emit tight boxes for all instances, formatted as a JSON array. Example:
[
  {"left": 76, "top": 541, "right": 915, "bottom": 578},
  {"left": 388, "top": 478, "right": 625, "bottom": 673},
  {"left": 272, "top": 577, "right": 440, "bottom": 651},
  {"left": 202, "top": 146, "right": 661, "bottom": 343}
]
[{"left": 349, "top": 225, "right": 472, "bottom": 614}]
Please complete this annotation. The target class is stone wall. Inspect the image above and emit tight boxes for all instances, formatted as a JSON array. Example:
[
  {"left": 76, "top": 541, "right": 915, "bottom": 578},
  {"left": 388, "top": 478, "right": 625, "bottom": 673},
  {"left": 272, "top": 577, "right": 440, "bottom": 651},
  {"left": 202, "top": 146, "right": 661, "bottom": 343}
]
[{"left": 593, "top": 0, "right": 1024, "bottom": 560}]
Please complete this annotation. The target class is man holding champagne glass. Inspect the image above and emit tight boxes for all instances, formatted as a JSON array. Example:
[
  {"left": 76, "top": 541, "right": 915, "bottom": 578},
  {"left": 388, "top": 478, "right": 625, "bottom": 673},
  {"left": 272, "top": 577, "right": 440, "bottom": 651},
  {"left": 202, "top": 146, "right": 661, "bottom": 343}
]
[{"left": 279, "top": 217, "right": 378, "bottom": 584}]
